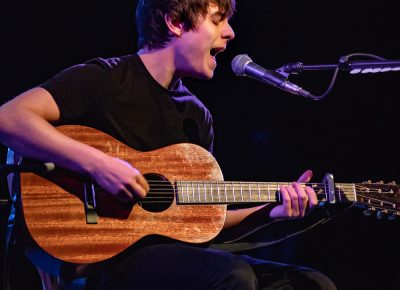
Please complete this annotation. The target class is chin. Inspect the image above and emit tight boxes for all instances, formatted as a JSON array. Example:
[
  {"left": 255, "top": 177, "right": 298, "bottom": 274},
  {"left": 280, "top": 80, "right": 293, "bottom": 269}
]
[
  {"left": 204, "top": 73, "right": 214, "bottom": 80},
  {"left": 193, "top": 71, "right": 214, "bottom": 80},
  {"left": 202, "top": 68, "right": 215, "bottom": 79},
  {"left": 189, "top": 65, "right": 215, "bottom": 80}
]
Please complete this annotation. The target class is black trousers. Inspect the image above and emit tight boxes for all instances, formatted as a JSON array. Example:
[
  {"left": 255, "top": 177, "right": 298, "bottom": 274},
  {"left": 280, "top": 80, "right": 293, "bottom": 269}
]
[{"left": 85, "top": 243, "right": 336, "bottom": 290}]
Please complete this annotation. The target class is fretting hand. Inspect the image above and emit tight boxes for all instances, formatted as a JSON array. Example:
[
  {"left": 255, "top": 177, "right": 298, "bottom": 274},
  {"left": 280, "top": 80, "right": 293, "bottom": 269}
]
[{"left": 269, "top": 170, "right": 318, "bottom": 220}]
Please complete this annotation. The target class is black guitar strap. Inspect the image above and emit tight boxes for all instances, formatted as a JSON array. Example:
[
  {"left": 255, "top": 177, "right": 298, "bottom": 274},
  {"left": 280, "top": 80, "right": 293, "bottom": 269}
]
[
  {"left": 2, "top": 149, "right": 18, "bottom": 290},
  {"left": 209, "top": 204, "right": 354, "bottom": 253}
]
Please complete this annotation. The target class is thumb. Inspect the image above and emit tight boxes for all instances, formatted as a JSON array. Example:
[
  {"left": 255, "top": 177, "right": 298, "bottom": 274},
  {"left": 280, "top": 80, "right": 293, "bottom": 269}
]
[{"left": 297, "top": 169, "right": 313, "bottom": 183}]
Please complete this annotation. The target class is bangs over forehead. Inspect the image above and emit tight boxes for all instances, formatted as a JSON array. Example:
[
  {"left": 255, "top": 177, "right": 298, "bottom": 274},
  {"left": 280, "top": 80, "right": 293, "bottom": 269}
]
[{"left": 210, "top": 0, "right": 236, "bottom": 19}]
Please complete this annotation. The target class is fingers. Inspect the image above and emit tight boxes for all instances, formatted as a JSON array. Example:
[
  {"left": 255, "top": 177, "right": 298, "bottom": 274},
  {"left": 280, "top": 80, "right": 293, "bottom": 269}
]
[
  {"left": 279, "top": 185, "right": 292, "bottom": 217},
  {"left": 116, "top": 177, "right": 148, "bottom": 204},
  {"left": 297, "top": 169, "right": 313, "bottom": 183},
  {"left": 97, "top": 157, "right": 150, "bottom": 204},
  {"left": 124, "top": 173, "right": 149, "bottom": 200},
  {"left": 286, "top": 185, "right": 300, "bottom": 217},
  {"left": 292, "top": 182, "right": 312, "bottom": 217},
  {"left": 279, "top": 180, "right": 318, "bottom": 219},
  {"left": 305, "top": 185, "right": 318, "bottom": 208}
]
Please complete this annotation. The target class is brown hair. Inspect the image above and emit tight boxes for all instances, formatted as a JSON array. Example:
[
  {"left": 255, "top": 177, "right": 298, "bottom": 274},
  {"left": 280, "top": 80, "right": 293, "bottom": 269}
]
[{"left": 135, "top": 0, "right": 236, "bottom": 49}]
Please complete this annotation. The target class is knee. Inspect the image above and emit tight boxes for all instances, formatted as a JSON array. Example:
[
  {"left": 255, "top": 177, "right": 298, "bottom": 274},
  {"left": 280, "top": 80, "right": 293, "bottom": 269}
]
[
  {"left": 299, "top": 269, "right": 337, "bottom": 290},
  {"left": 218, "top": 259, "right": 258, "bottom": 290}
]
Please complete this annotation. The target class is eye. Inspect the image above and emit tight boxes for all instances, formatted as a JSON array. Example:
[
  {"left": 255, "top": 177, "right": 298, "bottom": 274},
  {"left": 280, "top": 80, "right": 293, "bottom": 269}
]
[
  {"left": 210, "top": 14, "right": 222, "bottom": 25},
  {"left": 211, "top": 19, "right": 219, "bottom": 25}
]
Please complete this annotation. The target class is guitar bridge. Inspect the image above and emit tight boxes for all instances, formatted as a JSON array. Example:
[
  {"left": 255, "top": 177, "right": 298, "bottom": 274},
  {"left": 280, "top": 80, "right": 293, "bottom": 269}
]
[{"left": 84, "top": 181, "right": 98, "bottom": 224}]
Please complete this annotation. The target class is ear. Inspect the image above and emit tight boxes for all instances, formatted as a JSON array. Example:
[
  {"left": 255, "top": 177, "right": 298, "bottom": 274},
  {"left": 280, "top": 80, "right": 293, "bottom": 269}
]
[{"left": 164, "top": 14, "right": 184, "bottom": 37}]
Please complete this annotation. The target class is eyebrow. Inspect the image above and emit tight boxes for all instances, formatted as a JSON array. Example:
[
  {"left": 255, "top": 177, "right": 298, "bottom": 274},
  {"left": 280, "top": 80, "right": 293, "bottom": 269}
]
[{"left": 210, "top": 11, "right": 224, "bottom": 20}]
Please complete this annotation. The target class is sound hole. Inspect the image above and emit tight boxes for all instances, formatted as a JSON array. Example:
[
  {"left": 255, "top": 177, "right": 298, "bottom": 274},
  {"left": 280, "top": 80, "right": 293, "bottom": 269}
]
[{"left": 138, "top": 173, "right": 174, "bottom": 212}]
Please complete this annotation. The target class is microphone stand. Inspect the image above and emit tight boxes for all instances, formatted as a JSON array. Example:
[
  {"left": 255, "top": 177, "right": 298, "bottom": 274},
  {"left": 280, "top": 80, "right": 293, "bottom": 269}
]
[
  {"left": 280, "top": 59, "right": 400, "bottom": 74},
  {"left": 276, "top": 53, "right": 400, "bottom": 100}
]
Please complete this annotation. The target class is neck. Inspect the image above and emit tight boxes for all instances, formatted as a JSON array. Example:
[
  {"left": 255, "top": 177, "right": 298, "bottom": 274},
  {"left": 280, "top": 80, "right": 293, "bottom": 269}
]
[{"left": 137, "top": 47, "right": 182, "bottom": 90}]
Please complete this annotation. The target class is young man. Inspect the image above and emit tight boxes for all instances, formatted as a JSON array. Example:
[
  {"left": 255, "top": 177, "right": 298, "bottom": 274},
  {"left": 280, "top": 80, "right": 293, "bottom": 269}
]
[{"left": 0, "top": 0, "right": 336, "bottom": 289}]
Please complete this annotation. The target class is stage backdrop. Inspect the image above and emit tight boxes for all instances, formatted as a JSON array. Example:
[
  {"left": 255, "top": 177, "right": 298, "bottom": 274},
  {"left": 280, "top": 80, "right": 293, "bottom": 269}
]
[{"left": 1, "top": 1, "right": 399, "bottom": 289}]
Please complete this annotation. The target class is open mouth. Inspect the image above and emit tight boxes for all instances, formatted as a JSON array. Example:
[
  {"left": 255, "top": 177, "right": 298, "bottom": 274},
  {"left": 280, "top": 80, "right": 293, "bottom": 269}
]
[{"left": 210, "top": 47, "right": 225, "bottom": 58}]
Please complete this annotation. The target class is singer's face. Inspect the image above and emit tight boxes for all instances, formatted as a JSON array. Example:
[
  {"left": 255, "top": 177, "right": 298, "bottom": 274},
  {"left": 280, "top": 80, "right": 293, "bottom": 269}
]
[{"left": 176, "top": 4, "right": 235, "bottom": 79}]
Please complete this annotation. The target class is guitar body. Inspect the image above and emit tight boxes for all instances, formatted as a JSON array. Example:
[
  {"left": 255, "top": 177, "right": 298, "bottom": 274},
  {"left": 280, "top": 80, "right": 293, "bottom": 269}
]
[{"left": 19, "top": 125, "right": 226, "bottom": 264}]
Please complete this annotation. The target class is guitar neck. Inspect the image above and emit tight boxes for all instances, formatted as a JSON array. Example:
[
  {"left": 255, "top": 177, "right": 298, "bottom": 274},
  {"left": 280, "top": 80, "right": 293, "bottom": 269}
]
[{"left": 175, "top": 181, "right": 358, "bottom": 205}]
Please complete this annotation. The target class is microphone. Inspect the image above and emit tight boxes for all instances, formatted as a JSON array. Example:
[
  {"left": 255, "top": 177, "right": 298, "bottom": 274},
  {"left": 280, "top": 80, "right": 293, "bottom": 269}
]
[
  {"left": 231, "top": 54, "right": 311, "bottom": 98},
  {"left": 0, "top": 162, "right": 55, "bottom": 176}
]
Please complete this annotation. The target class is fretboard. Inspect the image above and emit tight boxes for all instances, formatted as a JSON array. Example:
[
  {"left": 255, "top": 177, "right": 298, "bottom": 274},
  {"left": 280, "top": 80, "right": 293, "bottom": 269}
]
[{"left": 175, "top": 181, "right": 358, "bottom": 205}]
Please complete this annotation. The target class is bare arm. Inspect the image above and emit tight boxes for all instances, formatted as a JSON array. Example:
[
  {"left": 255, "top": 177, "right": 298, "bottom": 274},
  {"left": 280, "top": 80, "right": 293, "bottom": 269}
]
[{"left": 0, "top": 87, "right": 149, "bottom": 202}]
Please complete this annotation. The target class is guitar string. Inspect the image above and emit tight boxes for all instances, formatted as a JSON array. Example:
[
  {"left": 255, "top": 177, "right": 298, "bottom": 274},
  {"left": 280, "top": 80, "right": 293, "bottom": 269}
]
[
  {"left": 143, "top": 184, "right": 393, "bottom": 195},
  {"left": 92, "top": 179, "right": 395, "bottom": 204},
  {"left": 135, "top": 185, "right": 396, "bottom": 206},
  {"left": 144, "top": 181, "right": 392, "bottom": 194},
  {"left": 147, "top": 181, "right": 394, "bottom": 188},
  {"left": 146, "top": 179, "right": 397, "bottom": 190}
]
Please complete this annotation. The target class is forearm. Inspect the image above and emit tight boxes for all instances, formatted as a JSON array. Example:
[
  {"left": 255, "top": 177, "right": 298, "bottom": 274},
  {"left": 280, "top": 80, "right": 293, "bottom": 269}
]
[
  {"left": 0, "top": 88, "right": 148, "bottom": 204},
  {"left": 223, "top": 205, "right": 267, "bottom": 229},
  {"left": 0, "top": 107, "right": 106, "bottom": 175},
  {"left": 219, "top": 204, "right": 275, "bottom": 242}
]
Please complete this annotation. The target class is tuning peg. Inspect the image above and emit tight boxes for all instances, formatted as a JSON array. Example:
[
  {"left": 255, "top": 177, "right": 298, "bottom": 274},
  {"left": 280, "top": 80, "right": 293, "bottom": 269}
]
[
  {"left": 390, "top": 181, "right": 397, "bottom": 185},
  {"left": 388, "top": 214, "right": 397, "bottom": 221},
  {"left": 363, "top": 209, "right": 372, "bottom": 216},
  {"left": 376, "top": 210, "right": 384, "bottom": 220}
]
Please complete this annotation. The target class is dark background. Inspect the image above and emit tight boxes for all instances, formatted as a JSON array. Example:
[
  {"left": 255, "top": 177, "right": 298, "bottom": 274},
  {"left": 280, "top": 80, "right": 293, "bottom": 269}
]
[{"left": 1, "top": 1, "right": 399, "bottom": 289}]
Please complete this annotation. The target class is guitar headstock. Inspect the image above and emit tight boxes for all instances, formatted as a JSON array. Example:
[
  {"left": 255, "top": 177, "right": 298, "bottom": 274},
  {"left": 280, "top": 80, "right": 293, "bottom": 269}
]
[{"left": 355, "top": 181, "right": 400, "bottom": 219}]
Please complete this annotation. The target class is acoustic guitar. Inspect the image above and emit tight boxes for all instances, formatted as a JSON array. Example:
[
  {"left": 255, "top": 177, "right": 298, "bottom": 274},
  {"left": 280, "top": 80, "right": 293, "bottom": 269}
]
[{"left": 13, "top": 125, "right": 399, "bottom": 264}]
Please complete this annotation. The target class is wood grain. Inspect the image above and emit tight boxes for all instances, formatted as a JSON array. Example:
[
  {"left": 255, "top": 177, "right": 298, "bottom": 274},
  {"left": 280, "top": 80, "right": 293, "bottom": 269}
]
[{"left": 19, "top": 125, "right": 226, "bottom": 264}]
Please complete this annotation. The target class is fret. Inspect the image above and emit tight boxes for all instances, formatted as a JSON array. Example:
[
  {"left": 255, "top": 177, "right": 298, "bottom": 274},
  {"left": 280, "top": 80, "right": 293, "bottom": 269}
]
[
  {"left": 191, "top": 182, "right": 195, "bottom": 202},
  {"left": 197, "top": 182, "right": 201, "bottom": 202},
  {"left": 217, "top": 182, "right": 221, "bottom": 202},
  {"left": 210, "top": 182, "right": 213, "bottom": 202},
  {"left": 277, "top": 183, "right": 280, "bottom": 202},
  {"left": 231, "top": 181, "right": 236, "bottom": 202},
  {"left": 249, "top": 183, "right": 252, "bottom": 201},
  {"left": 257, "top": 182, "right": 261, "bottom": 201},
  {"left": 224, "top": 182, "right": 227, "bottom": 202},
  {"left": 240, "top": 182, "right": 243, "bottom": 202},
  {"left": 203, "top": 181, "right": 207, "bottom": 202},
  {"left": 180, "top": 182, "right": 185, "bottom": 203},
  {"left": 186, "top": 182, "right": 190, "bottom": 203},
  {"left": 267, "top": 183, "right": 271, "bottom": 202}
]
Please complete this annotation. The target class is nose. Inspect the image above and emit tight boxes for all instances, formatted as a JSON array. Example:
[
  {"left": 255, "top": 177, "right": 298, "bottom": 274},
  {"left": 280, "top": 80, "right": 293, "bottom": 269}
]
[{"left": 222, "top": 22, "right": 235, "bottom": 41}]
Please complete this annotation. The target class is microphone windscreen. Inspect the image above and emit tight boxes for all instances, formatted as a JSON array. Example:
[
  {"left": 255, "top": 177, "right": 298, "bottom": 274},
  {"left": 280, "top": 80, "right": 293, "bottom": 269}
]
[{"left": 231, "top": 54, "right": 252, "bottom": 75}]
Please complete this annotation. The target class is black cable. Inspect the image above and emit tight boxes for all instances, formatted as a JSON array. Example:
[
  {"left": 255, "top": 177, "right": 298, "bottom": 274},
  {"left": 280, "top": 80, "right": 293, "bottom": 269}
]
[{"left": 304, "top": 52, "right": 388, "bottom": 101}]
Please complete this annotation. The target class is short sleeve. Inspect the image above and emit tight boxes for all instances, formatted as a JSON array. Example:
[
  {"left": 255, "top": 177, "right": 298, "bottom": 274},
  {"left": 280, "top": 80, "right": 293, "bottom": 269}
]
[{"left": 39, "top": 60, "right": 113, "bottom": 123}]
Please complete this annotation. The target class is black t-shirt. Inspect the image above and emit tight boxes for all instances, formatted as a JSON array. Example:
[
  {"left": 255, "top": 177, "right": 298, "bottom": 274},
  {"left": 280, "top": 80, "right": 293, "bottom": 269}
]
[
  {"left": 40, "top": 54, "right": 214, "bottom": 152},
  {"left": 17, "top": 54, "right": 215, "bottom": 280}
]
